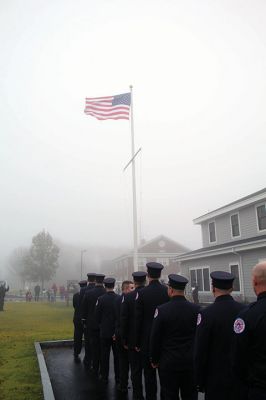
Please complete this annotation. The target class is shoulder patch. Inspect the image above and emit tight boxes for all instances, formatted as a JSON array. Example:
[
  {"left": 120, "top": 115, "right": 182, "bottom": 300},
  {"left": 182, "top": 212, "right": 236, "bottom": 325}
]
[
  {"left": 197, "top": 313, "right": 202, "bottom": 326},
  {"left": 234, "top": 318, "right": 245, "bottom": 334},
  {"left": 135, "top": 292, "right": 139, "bottom": 301},
  {"left": 154, "top": 308, "right": 159, "bottom": 318}
]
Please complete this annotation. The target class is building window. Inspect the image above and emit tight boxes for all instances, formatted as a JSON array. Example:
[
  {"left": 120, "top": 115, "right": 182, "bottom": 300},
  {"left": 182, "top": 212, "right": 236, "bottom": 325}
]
[
  {"left": 231, "top": 214, "right": 240, "bottom": 237},
  {"left": 230, "top": 264, "right": 240, "bottom": 292},
  {"left": 209, "top": 222, "right": 216, "bottom": 243},
  {"left": 190, "top": 267, "right": 210, "bottom": 292},
  {"left": 257, "top": 204, "right": 266, "bottom": 231}
]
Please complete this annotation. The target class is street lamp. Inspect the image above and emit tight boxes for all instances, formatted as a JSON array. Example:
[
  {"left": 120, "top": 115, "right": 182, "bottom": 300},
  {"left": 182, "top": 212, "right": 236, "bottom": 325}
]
[{"left": 80, "top": 249, "right": 87, "bottom": 280}]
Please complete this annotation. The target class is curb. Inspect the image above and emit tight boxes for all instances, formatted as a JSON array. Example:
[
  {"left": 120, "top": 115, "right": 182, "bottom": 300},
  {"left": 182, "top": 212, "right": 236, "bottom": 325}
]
[{"left": 34, "top": 339, "right": 73, "bottom": 400}]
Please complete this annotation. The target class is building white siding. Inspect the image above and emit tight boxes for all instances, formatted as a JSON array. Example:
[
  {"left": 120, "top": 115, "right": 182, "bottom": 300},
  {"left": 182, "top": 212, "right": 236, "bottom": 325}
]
[
  {"left": 201, "top": 204, "right": 266, "bottom": 247},
  {"left": 180, "top": 247, "right": 266, "bottom": 303}
]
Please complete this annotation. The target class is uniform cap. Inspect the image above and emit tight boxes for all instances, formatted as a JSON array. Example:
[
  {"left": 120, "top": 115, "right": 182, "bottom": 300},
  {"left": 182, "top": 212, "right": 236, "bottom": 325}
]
[
  {"left": 132, "top": 271, "right": 147, "bottom": 282},
  {"left": 146, "top": 262, "right": 164, "bottom": 278},
  {"left": 103, "top": 277, "right": 115, "bottom": 288},
  {"left": 210, "top": 271, "right": 234, "bottom": 290},
  {"left": 87, "top": 273, "right": 96, "bottom": 281},
  {"left": 79, "top": 280, "right": 87, "bottom": 287},
  {"left": 168, "top": 274, "right": 188, "bottom": 290},
  {"left": 95, "top": 273, "right": 105, "bottom": 284}
]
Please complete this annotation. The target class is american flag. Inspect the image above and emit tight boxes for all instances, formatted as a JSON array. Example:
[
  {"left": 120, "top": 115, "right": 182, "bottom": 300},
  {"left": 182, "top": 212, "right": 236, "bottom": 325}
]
[{"left": 84, "top": 92, "right": 131, "bottom": 120}]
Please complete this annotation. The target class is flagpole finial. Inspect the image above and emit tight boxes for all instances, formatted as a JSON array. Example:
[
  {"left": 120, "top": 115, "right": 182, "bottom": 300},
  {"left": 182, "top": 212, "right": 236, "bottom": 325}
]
[{"left": 129, "top": 85, "right": 133, "bottom": 89}]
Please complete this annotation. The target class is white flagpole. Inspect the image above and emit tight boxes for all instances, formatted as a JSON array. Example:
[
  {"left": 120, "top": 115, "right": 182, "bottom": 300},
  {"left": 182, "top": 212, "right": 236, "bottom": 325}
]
[{"left": 129, "top": 85, "right": 138, "bottom": 272}]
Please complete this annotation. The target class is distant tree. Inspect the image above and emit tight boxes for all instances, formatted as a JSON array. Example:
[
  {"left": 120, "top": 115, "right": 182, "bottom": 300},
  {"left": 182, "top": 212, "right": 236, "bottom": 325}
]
[
  {"left": 8, "top": 247, "right": 29, "bottom": 287},
  {"left": 25, "top": 230, "right": 60, "bottom": 289}
]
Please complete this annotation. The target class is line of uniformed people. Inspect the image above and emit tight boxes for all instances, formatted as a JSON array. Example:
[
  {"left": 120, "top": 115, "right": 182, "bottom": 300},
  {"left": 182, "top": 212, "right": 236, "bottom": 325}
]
[{"left": 72, "top": 261, "right": 266, "bottom": 400}]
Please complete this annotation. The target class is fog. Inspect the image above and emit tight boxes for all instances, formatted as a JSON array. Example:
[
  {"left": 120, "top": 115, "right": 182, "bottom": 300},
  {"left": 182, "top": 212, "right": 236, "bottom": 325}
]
[{"left": 1, "top": 0, "right": 266, "bottom": 281}]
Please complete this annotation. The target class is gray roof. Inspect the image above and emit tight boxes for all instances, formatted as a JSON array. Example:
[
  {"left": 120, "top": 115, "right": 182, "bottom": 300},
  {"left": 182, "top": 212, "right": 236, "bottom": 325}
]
[
  {"left": 175, "top": 234, "right": 266, "bottom": 259},
  {"left": 194, "top": 187, "right": 266, "bottom": 223}
]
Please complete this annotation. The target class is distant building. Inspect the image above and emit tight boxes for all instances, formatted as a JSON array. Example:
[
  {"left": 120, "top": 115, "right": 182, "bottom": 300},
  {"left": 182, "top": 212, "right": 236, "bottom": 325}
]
[
  {"left": 175, "top": 188, "right": 266, "bottom": 303},
  {"left": 113, "top": 234, "right": 190, "bottom": 281}
]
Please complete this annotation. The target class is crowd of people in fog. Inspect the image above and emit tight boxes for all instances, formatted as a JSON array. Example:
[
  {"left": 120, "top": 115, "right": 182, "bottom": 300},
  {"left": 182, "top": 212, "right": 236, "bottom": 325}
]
[
  {"left": 23, "top": 283, "right": 67, "bottom": 302},
  {"left": 72, "top": 261, "right": 266, "bottom": 400}
]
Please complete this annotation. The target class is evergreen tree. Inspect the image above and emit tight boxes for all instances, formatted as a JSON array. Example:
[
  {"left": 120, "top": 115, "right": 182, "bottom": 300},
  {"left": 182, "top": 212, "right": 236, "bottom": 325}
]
[{"left": 25, "top": 230, "right": 60, "bottom": 289}]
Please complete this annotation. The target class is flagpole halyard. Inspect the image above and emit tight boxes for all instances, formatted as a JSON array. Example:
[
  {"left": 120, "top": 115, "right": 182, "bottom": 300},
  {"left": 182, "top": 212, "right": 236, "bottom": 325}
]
[{"left": 129, "top": 85, "right": 138, "bottom": 272}]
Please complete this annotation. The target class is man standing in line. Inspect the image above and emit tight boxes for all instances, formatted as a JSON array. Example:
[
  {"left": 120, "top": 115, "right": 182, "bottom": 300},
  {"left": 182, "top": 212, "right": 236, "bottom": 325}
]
[
  {"left": 0, "top": 281, "right": 9, "bottom": 311},
  {"left": 121, "top": 272, "right": 147, "bottom": 400},
  {"left": 232, "top": 262, "right": 266, "bottom": 400},
  {"left": 82, "top": 272, "right": 96, "bottom": 368},
  {"left": 34, "top": 284, "right": 41, "bottom": 302},
  {"left": 150, "top": 274, "right": 200, "bottom": 400},
  {"left": 135, "top": 262, "right": 169, "bottom": 400},
  {"left": 81, "top": 273, "right": 106, "bottom": 375},
  {"left": 194, "top": 271, "right": 246, "bottom": 400},
  {"left": 192, "top": 284, "right": 199, "bottom": 304},
  {"left": 114, "top": 280, "right": 134, "bottom": 394},
  {"left": 95, "top": 277, "right": 119, "bottom": 384},
  {"left": 73, "top": 280, "right": 87, "bottom": 362}
]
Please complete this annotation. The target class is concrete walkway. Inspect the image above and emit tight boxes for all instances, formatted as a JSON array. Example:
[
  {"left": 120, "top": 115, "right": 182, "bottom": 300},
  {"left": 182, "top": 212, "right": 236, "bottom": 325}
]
[{"left": 43, "top": 346, "right": 204, "bottom": 400}]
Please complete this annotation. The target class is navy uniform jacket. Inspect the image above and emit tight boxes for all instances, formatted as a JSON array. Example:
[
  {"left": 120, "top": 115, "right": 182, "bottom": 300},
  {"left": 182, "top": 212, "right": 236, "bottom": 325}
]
[
  {"left": 81, "top": 285, "right": 106, "bottom": 331},
  {"left": 95, "top": 291, "right": 119, "bottom": 339},
  {"left": 85, "top": 282, "right": 95, "bottom": 293},
  {"left": 120, "top": 286, "right": 145, "bottom": 348},
  {"left": 150, "top": 296, "right": 200, "bottom": 371},
  {"left": 194, "top": 294, "right": 246, "bottom": 398},
  {"left": 73, "top": 291, "right": 84, "bottom": 323},
  {"left": 114, "top": 294, "right": 124, "bottom": 341},
  {"left": 135, "top": 280, "right": 169, "bottom": 350},
  {"left": 232, "top": 291, "right": 266, "bottom": 390},
  {"left": 79, "top": 284, "right": 92, "bottom": 307}
]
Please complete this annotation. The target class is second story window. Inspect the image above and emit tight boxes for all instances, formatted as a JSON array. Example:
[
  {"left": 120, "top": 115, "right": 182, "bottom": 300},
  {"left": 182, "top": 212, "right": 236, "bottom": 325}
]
[
  {"left": 257, "top": 204, "right": 266, "bottom": 231},
  {"left": 209, "top": 221, "right": 216, "bottom": 243},
  {"left": 231, "top": 214, "right": 240, "bottom": 237},
  {"left": 230, "top": 264, "right": 241, "bottom": 291}
]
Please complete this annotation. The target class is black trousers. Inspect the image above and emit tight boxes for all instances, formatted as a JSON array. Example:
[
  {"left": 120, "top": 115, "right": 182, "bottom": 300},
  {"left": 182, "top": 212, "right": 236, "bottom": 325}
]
[
  {"left": 100, "top": 337, "right": 119, "bottom": 381},
  {"left": 159, "top": 369, "right": 198, "bottom": 400},
  {"left": 141, "top": 351, "right": 157, "bottom": 400},
  {"left": 91, "top": 330, "right": 101, "bottom": 373},
  {"left": 128, "top": 349, "right": 143, "bottom": 399},
  {"left": 248, "top": 387, "right": 266, "bottom": 400},
  {"left": 205, "top": 384, "right": 235, "bottom": 400},
  {"left": 84, "top": 327, "right": 93, "bottom": 366},
  {"left": 0, "top": 296, "right": 5, "bottom": 311},
  {"left": 117, "top": 342, "right": 129, "bottom": 389},
  {"left": 73, "top": 321, "right": 84, "bottom": 356}
]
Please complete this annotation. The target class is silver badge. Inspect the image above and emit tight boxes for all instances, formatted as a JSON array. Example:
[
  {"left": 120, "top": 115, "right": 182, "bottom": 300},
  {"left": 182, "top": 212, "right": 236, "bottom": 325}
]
[
  {"left": 234, "top": 318, "right": 245, "bottom": 334},
  {"left": 197, "top": 313, "right": 202, "bottom": 326}
]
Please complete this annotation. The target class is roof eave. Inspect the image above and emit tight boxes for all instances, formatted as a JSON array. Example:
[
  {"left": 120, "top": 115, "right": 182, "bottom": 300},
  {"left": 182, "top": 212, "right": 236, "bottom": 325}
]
[
  {"left": 193, "top": 191, "right": 266, "bottom": 225},
  {"left": 175, "top": 239, "right": 266, "bottom": 262}
]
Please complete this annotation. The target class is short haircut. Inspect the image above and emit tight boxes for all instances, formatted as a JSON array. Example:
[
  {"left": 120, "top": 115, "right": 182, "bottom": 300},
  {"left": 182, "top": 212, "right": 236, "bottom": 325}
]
[{"left": 122, "top": 280, "right": 134, "bottom": 291}]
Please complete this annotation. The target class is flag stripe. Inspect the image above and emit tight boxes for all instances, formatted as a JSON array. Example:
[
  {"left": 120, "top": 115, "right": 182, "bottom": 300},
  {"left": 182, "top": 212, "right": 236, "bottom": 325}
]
[
  {"left": 84, "top": 110, "right": 130, "bottom": 117},
  {"left": 85, "top": 104, "right": 130, "bottom": 112},
  {"left": 85, "top": 96, "right": 113, "bottom": 101},
  {"left": 85, "top": 112, "right": 129, "bottom": 120},
  {"left": 84, "top": 93, "right": 131, "bottom": 121}
]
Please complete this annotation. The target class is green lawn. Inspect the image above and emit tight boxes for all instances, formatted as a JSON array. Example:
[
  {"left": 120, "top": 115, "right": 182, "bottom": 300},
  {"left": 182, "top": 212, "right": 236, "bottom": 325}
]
[{"left": 0, "top": 301, "right": 73, "bottom": 400}]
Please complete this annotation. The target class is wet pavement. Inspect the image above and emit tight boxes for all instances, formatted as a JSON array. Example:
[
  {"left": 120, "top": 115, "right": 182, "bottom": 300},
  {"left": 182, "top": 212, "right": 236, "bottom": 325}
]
[
  {"left": 44, "top": 347, "right": 136, "bottom": 400},
  {"left": 44, "top": 346, "right": 204, "bottom": 400}
]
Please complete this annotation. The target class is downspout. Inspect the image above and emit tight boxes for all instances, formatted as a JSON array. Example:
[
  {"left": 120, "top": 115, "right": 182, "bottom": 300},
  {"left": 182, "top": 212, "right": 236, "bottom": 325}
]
[{"left": 232, "top": 247, "right": 246, "bottom": 302}]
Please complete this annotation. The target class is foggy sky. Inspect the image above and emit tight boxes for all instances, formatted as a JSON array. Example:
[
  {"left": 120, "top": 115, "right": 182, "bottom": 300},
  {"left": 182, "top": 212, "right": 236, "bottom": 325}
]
[{"left": 1, "top": 0, "right": 266, "bottom": 274}]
